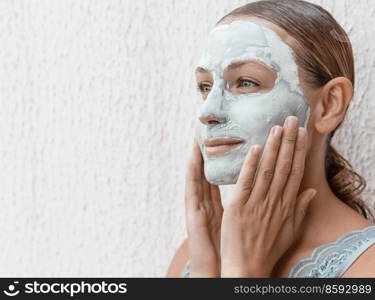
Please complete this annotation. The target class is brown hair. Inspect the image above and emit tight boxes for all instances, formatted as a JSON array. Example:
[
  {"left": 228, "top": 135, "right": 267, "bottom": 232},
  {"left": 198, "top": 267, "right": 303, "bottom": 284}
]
[{"left": 218, "top": 0, "right": 374, "bottom": 220}]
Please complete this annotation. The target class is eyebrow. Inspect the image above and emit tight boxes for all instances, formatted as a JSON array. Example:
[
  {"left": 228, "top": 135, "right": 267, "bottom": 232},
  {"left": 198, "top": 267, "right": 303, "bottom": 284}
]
[
  {"left": 195, "top": 60, "right": 270, "bottom": 73},
  {"left": 225, "top": 61, "right": 249, "bottom": 71},
  {"left": 195, "top": 66, "right": 208, "bottom": 73}
]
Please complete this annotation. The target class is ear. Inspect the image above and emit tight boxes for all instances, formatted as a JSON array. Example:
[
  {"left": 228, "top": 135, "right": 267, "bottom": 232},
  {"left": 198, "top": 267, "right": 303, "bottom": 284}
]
[{"left": 314, "top": 77, "right": 353, "bottom": 134}]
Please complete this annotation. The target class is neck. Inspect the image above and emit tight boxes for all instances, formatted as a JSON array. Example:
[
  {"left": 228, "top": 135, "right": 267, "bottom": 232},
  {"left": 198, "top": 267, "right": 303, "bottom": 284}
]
[{"left": 296, "top": 141, "right": 372, "bottom": 247}]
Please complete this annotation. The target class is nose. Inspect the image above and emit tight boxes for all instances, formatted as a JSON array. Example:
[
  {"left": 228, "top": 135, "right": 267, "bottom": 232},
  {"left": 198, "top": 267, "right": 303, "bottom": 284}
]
[
  {"left": 198, "top": 85, "right": 228, "bottom": 125},
  {"left": 199, "top": 115, "right": 222, "bottom": 125}
]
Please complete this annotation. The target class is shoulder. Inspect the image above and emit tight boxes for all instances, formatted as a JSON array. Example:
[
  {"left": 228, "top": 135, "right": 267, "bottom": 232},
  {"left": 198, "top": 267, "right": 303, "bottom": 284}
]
[
  {"left": 341, "top": 243, "right": 375, "bottom": 277},
  {"left": 165, "top": 238, "right": 189, "bottom": 277}
]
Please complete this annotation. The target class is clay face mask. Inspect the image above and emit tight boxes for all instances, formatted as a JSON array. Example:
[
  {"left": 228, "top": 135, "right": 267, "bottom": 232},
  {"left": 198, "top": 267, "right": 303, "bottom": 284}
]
[{"left": 195, "top": 20, "right": 310, "bottom": 185}]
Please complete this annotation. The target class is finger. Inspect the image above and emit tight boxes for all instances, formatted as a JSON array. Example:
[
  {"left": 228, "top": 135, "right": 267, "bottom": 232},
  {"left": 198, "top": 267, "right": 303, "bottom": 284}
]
[
  {"left": 248, "top": 125, "right": 283, "bottom": 203},
  {"left": 200, "top": 158, "right": 219, "bottom": 205},
  {"left": 293, "top": 188, "right": 317, "bottom": 230},
  {"left": 231, "top": 144, "right": 262, "bottom": 206},
  {"left": 185, "top": 139, "right": 204, "bottom": 212},
  {"left": 186, "top": 139, "right": 203, "bottom": 181},
  {"left": 202, "top": 172, "right": 211, "bottom": 201},
  {"left": 282, "top": 127, "right": 307, "bottom": 205},
  {"left": 210, "top": 184, "right": 221, "bottom": 202},
  {"left": 267, "top": 116, "right": 299, "bottom": 199},
  {"left": 210, "top": 184, "right": 222, "bottom": 211}
]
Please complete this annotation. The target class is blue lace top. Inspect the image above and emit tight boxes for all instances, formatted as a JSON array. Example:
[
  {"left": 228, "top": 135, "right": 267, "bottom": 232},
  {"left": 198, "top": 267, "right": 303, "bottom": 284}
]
[{"left": 182, "top": 225, "right": 375, "bottom": 278}]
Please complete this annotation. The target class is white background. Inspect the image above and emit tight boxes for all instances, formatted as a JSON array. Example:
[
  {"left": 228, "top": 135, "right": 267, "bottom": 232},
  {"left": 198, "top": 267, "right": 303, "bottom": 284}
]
[{"left": 0, "top": 0, "right": 374, "bottom": 277}]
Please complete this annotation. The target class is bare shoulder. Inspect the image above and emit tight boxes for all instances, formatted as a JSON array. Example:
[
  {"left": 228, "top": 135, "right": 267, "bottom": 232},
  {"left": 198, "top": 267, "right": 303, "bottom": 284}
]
[
  {"left": 341, "top": 243, "right": 375, "bottom": 277},
  {"left": 165, "top": 238, "right": 189, "bottom": 277}
]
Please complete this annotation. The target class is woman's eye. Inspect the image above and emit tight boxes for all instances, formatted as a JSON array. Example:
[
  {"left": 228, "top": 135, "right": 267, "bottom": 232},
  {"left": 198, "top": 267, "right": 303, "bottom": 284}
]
[
  {"left": 197, "top": 83, "right": 212, "bottom": 93},
  {"left": 238, "top": 79, "right": 258, "bottom": 88}
]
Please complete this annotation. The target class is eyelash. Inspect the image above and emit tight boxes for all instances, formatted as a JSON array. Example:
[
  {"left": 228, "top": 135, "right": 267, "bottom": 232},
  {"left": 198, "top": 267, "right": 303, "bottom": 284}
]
[
  {"left": 196, "top": 79, "right": 259, "bottom": 94},
  {"left": 237, "top": 79, "right": 259, "bottom": 88},
  {"left": 196, "top": 83, "right": 212, "bottom": 93}
]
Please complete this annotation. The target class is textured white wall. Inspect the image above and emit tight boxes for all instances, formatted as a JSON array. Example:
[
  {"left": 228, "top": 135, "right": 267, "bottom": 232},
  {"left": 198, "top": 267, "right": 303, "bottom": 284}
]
[{"left": 0, "top": 0, "right": 373, "bottom": 277}]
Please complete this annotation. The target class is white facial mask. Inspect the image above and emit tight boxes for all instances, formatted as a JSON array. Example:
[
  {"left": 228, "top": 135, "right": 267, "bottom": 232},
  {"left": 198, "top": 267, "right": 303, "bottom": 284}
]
[{"left": 195, "top": 20, "right": 310, "bottom": 185}]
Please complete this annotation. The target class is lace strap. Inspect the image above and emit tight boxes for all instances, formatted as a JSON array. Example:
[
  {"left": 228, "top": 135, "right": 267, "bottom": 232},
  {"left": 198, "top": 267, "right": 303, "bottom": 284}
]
[
  {"left": 182, "top": 261, "right": 190, "bottom": 278},
  {"left": 289, "top": 225, "right": 375, "bottom": 278}
]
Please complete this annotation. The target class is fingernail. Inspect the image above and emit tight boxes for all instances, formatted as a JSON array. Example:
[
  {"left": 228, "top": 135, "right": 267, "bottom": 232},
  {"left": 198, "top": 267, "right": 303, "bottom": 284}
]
[
  {"left": 286, "top": 116, "right": 298, "bottom": 129},
  {"left": 251, "top": 144, "right": 262, "bottom": 154},
  {"left": 309, "top": 189, "right": 317, "bottom": 199},
  {"left": 273, "top": 126, "right": 282, "bottom": 137},
  {"left": 298, "top": 127, "right": 307, "bottom": 138}
]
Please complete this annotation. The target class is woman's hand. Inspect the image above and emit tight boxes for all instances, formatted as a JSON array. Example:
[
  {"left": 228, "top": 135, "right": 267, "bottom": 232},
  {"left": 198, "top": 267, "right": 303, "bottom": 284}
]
[
  {"left": 184, "top": 140, "right": 223, "bottom": 277},
  {"left": 220, "top": 116, "right": 317, "bottom": 277}
]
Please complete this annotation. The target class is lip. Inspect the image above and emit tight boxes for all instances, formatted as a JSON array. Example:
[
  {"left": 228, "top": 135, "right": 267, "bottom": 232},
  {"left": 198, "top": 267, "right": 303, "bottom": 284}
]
[{"left": 204, "top": 137, "right": 244, "bottom": 155}]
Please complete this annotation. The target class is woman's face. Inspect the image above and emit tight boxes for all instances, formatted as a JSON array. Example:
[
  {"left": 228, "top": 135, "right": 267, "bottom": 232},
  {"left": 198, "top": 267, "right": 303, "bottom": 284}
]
[{"left": 195, "top": 19, "right": 310, "bottom": 185}]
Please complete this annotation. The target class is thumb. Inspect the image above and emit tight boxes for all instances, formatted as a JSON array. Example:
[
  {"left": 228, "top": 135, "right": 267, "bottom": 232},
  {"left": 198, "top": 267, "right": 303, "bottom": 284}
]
[
  {"left": 294, "top": 188, "right": 317, "bottom": 229},
  {"left": 185, "top": 140, "right": 204, "bottom": 213}
]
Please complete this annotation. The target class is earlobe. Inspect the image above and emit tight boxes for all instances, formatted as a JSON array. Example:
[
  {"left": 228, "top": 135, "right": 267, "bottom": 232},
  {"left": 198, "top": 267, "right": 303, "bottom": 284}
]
[{"left": 314, "top": 77, "right": 353, "bottom": 134}]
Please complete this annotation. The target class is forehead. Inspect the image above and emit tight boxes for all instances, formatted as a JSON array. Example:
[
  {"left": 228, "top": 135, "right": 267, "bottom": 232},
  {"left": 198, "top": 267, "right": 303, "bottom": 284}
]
[
  {"left": 208, "top": 20, "right": 270, "bottom": 49},
  {"left": 219, "top": 16, "right": 298, "bottom": 48},
  {"left": 197, "top": 19, "right": 304, "bottom": 96},
  {"left": 198, "top": 20, "right": 288, "bottom": 74}
]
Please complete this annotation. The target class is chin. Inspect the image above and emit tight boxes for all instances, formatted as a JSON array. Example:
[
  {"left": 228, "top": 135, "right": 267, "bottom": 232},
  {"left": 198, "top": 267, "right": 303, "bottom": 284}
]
[{"left": 203, "top": 157, "right": 243, "bottom": 185}]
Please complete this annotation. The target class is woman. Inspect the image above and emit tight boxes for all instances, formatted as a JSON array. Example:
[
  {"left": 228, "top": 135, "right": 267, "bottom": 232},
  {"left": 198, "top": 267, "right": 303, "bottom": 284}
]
[{"left": 166, "top": 0, "right": 375, "bottom": 278}]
